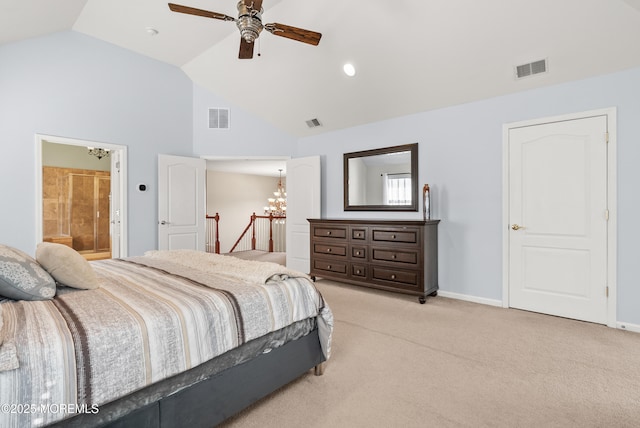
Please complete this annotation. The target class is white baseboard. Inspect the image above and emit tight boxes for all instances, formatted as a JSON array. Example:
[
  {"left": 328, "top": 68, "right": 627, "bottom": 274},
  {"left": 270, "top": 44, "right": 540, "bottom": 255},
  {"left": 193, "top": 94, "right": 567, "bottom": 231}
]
[
  {"left": 439, "top": 291, "right": 640, "bottom": 333},
  {"left": 323, "top": 278, "right": 638, "bottom": 331},
  {"left": 437, "top": 290, "right": 502, "bottom": 307},
  {"left": 616, "top": 322, "right": 640, "bottom": 333}
]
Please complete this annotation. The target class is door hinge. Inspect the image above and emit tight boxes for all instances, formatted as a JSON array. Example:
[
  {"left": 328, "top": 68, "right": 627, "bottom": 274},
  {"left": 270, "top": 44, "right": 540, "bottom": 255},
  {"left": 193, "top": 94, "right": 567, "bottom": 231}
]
[
  {"left": 606, "top": 286, "right": 609, "bottom": 298},
  {"left": 605, "top": 132, "right": 609, "bottom": 144},
  {"left": 605, "top": 209, "right": 609, "bottom": 221}
]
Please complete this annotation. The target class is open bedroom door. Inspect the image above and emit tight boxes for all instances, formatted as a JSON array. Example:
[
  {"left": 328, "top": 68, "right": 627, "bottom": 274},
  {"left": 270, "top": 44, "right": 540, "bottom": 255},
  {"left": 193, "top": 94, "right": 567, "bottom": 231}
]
[
  {"left": 110, "top": 149, "right": 122, "bottom": 258},
  {"left": 286, "top": 156, "right": 321, "bottom": 273},
  {"left": 158, "top": 154, "right": 206, "bottom": 251}
]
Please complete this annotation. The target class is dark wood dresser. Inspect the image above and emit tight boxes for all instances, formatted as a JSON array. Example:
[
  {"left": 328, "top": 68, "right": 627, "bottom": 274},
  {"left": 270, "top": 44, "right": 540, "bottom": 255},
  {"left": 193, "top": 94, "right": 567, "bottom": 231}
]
[{"left": 308, "top": 219, "right": 439, "bottom": 303}]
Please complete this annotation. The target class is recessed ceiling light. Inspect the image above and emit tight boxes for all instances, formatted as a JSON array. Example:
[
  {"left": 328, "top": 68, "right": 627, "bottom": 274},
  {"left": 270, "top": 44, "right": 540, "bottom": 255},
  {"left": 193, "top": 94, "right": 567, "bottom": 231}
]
[
  {"left": 343, "top": 63, "right": 356, "bottom": 77},
  {"left": 145, "top": 27, "right": 159, "bottom": 36}
]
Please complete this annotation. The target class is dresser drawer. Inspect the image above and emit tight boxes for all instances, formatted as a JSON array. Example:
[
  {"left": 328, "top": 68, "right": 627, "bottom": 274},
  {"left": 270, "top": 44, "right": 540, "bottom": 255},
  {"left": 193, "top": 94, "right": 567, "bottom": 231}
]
[
  {"left": 351, "top": 228, "right": 367, "bottom": 240},
  {"left": 351, "top": 264, "right": 367, "bottom": 278},
  {"left": 372, "top": 228, "right": 419, "bottom": 244},
  {"left": 351, "top": 246, "right": 367, "bottom": 259},
  {"left": 313, "top": 259, "right": 348, "bottom": 275},
  {"left": 312, "top": 226, "right": 347, "bottom": 240},
  {"left": 372, "top": 248, "right": 418, "bottom": 265},
  {"left": 372, "top": 267, "right": 419, "bottom": 287},
  {"left": 313, "top": 243, "right": 347, "bottom": 257}
]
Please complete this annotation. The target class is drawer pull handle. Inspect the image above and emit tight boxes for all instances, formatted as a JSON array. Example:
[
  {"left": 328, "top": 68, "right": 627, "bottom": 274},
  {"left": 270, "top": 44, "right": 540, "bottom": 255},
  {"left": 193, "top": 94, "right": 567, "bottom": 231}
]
[
  {"left": 355, "top": 251, "right": 360, "bottom": 255},
  {"left": 391, "top": 235, "right": 396, "bottom": 239},
  {"left": 327, "top": 265, "right": 331, "bottom": 269},
  {"left": 356, "top": 270, "right": 361, "bottom": 274},
  {"left": 391, "top": 274, "right": 396, "bottom": 279},
  {"left": 392, "top": 254, "right": 397, "bottom": 259},
  {"left": 327, "top": 248, "right": 332, "bottom": 252},
  {"left": 327, "top": 231, "right": 332, "bottom": 235}
]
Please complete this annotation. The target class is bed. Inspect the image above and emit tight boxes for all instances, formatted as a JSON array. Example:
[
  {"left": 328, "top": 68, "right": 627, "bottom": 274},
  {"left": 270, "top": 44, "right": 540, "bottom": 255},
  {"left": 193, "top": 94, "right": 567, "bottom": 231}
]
[{"left": 0, "top": 245, "right": 332, "bottom": 428}]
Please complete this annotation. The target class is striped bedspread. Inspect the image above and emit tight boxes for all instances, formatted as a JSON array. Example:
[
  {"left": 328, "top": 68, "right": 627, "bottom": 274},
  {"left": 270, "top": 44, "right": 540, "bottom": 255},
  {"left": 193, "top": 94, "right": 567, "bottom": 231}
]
[{"left": 0, "top": 252, "right": 332, "bottom": 427}]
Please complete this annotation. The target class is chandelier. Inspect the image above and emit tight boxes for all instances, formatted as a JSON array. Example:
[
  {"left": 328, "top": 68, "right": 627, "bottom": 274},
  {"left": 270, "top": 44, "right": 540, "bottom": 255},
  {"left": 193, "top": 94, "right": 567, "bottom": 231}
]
[
  {"left": 87, "top": 147, "right": 110, "bottom": 160},
  {"left": 264, "top": 169, "right": 286, "bottom": 216}
]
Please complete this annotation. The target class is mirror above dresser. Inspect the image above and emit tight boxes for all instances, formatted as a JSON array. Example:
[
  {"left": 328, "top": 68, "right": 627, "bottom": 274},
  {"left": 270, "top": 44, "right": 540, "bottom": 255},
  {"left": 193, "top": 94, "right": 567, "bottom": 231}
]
[{"left": 343, "top": 143, "right": 418, "bottom": 212}]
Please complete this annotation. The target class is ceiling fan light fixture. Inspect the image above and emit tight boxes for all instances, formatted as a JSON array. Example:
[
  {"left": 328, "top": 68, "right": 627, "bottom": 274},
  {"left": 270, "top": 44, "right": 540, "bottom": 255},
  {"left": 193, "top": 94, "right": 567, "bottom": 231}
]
[
  {"left": 237, "top": 16, "right": 263, "bottom": 42},
  {"left": 343, "top": 63, "right": 356, "bottom": 77},
  {"left": 236, "top": 1, "right": 263, "bottom": 43}
]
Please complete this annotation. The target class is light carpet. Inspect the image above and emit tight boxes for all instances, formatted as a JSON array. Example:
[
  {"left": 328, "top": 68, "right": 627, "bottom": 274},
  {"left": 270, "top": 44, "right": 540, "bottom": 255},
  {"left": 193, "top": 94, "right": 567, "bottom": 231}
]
[{"left": 220, "top": 280, "right": 640, "bottom": 428}]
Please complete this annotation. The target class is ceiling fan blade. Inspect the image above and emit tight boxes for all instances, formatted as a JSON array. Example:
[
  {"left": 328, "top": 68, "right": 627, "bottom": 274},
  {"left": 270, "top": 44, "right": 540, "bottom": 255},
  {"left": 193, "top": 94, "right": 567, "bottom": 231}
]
[
  {"left": 264, "top": 23, "right": 322, "bottom": 46},
  {"left": 168, "top": 3, "right": 235, "bottom": 21},
  {"left": 239, "top": 38, "right": 255, "bottom": 59}
]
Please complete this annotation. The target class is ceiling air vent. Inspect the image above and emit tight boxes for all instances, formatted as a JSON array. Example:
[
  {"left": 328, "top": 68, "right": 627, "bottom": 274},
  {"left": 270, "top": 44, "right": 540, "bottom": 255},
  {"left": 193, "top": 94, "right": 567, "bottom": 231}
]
[
  {"left": 515, "top": 59, "right": 547, "bottom": 79},
  {"left": 209, "top": 108, "right": 230, "bottom": 129},
  {"left": 306, "top": 118, "right": 322, "bottom": 128}
]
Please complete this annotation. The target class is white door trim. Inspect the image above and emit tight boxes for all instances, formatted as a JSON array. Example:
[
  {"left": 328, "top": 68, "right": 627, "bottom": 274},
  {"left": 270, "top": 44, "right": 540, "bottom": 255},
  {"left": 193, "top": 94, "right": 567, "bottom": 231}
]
[
  {"left": 502, "top": 108, "right": 617, "bottom": 328},
  {"left": 35, "top": 134, "right": 128, "bottom": 257}
]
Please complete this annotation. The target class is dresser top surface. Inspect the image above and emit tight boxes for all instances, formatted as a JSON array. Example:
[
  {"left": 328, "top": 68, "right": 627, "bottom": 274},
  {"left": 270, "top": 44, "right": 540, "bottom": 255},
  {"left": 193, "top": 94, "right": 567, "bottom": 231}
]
[{"left": 308, "top": 218, "right": 440, "bottom": 226}]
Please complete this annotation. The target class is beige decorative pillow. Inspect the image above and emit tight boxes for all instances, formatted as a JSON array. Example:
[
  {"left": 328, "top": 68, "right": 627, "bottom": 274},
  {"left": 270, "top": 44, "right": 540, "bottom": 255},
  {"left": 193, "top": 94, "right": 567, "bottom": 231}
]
[{"left": 36, "top": 243, "right": 99, "bottom": 290}]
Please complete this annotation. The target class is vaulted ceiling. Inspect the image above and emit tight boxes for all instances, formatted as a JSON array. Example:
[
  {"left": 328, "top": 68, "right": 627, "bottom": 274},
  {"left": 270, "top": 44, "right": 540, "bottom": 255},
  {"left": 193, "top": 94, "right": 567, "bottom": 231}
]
[{"left": 3, "top": 0, "right": 640, "bottom": 137}]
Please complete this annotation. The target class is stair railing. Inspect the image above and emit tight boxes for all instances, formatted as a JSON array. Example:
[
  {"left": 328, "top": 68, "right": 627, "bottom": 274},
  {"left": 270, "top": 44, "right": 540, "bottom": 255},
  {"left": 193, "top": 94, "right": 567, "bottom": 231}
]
[
  {"left": 229, "top": 212, "right": 286, "bottom": 253},
  {"left": 205, "top": 213, "right": 221, "bottom": 253}
]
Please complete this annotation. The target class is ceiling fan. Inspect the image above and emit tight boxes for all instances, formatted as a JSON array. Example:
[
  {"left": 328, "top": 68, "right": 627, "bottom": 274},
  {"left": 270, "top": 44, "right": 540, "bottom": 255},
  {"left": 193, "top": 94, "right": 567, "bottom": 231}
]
[{"left": 168, "top": 1, "right": 322, "bottom": 59}]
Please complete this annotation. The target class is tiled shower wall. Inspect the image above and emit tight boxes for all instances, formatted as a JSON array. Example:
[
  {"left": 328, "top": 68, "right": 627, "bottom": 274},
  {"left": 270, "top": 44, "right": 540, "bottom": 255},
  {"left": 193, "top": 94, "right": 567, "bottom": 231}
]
[{"left": 42, "top": 167, "right": 110, "bottom": 252}]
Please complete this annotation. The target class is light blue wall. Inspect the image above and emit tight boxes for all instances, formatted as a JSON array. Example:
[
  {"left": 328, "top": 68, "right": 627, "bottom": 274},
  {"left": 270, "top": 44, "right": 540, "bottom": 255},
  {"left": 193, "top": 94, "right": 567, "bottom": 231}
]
[
  {"left": 192, "top": 83, "right": 296, "bottom": 157},
  {"left": 296, "top": 67, "right": 640, "bottom": 326},
  {"left": 1, "top": 29, "right": 638, "bottom": 326},
  {"left": 0, "top": 31, "right": 193, "bottom": 256}
]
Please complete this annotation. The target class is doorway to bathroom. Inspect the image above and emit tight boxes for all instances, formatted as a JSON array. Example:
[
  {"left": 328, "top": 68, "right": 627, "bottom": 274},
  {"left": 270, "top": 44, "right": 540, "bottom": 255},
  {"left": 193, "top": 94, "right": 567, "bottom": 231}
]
[{"left": 35, "top": 134, "right": 128, "bottom": 259}]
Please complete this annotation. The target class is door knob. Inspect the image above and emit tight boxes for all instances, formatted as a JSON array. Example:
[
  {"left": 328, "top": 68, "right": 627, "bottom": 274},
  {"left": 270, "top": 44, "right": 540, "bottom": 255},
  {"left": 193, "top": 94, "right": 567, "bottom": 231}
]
[
  {"left": 511, "top": 224, "right": 525, "bottom": 230},
  {"left": 160, "top": 220, "right": 170, "bottom": 225}
]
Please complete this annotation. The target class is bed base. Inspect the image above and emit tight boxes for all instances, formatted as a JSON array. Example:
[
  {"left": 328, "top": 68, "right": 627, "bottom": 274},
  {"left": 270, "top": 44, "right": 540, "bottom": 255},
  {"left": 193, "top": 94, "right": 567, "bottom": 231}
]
[{"left": 51, "top": 329, "right": 324, "bottom": 428}]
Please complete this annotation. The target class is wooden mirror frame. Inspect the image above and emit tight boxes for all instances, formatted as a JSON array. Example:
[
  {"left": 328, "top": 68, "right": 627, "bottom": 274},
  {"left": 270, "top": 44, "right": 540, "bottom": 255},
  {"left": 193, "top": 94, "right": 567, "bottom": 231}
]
[{"left": 343, "top": 143, "right": 419, "bottom": 212}]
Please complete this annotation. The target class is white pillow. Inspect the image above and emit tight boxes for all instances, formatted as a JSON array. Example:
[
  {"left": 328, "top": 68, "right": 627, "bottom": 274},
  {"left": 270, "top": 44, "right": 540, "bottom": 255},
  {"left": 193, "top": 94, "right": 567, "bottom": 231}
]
[{"left": 36, "top": 243, "right": 99, "bottom": 290}]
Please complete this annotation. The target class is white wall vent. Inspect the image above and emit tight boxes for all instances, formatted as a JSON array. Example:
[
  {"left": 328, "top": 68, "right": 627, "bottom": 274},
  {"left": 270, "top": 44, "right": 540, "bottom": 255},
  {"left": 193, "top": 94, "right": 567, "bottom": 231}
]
[
  {"left": 209, "top": 108, "right": 230, "bottom": 129},
  {"left": 515, "top": 59, "right": 547, "bottom": 79},
  {"left": 306, "top": 118, "right": 322, "bottom": 128}
]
